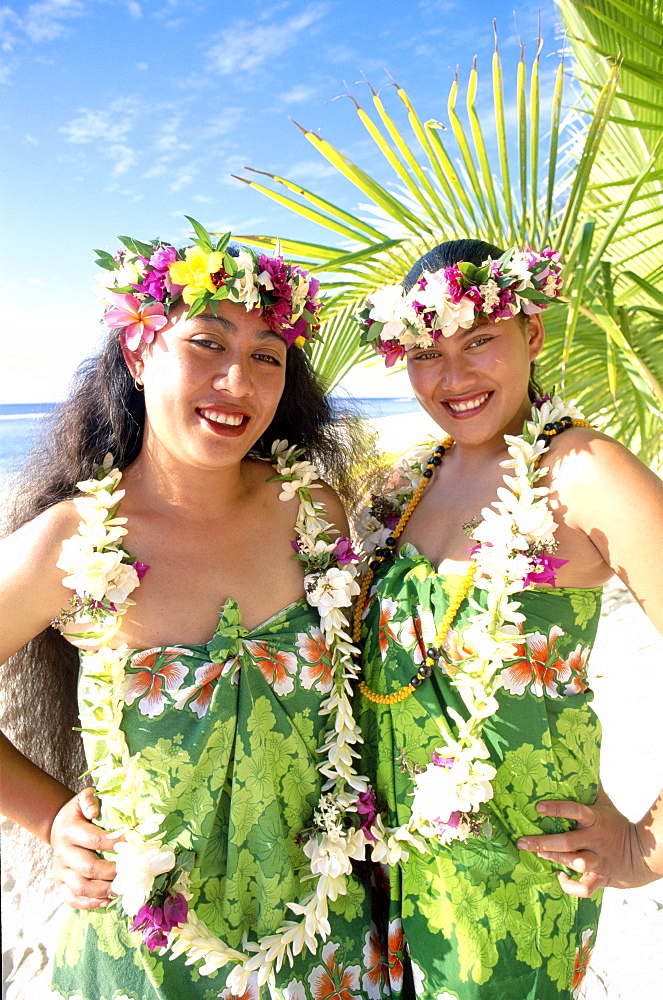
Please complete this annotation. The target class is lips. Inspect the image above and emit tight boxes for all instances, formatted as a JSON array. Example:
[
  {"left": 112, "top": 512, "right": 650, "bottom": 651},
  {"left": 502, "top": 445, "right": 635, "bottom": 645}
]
[
  {"left": 441, "top": 391, "right": 492, "bottom": 418},
  {"left": 197, "top": 407, "right": 249, "bottom": 435}
]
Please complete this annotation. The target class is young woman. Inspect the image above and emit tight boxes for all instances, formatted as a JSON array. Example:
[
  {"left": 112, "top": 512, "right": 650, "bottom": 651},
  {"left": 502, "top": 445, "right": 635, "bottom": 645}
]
[
  {"left": 0, "top": 225, "right": 380, "bottom": 1000},
  {"left": 352, "top": 240, "right": 663, "bottom": 999}
]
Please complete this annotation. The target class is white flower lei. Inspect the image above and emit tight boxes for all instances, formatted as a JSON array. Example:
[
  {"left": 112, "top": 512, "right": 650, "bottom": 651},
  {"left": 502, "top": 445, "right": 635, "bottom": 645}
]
[
  {"left": 358, "top": 395, "right": 586, "bottom": 851},
  {"left": 56, "top": 442, "right": 373, "bottom": 996}
]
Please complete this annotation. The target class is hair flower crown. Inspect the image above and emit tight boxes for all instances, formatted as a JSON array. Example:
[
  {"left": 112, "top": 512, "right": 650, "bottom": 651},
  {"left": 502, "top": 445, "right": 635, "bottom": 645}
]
[
  {"left": 95, "top": 215, "right": 322, "bottom": 351},
  {"left": 356, "top": 246, "right": 563, "bottom": 367}
]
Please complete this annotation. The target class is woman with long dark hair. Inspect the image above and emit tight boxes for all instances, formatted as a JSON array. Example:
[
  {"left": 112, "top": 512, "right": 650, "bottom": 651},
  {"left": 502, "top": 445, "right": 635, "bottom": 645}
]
[
  {"left": 0, "top": 223, "right": 380, "bottom": 999},
  {"left": 352, "top": 239, "right": 663, "bottom": 999}
]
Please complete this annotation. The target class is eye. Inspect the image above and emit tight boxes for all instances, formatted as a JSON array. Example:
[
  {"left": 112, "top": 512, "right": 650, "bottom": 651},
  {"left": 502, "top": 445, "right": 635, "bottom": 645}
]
[
  {"left": 190, "top": 336, "right": 223, "bottom": 350},
  {"left": 467, "top": 335, "right": 493, "bottom": 349},
  {"left": 410, "top": 350, "right": 441, "bottom": 361},
  {"left": 253, "top": 351, "right": 282, "bottom": 366}
]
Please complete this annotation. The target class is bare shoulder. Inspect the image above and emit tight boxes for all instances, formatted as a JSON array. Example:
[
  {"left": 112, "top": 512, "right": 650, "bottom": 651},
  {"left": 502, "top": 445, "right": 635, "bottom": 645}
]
[
  {"left": 544, "top": 427, "right": 662, "bottom": 511},
  {"left": 315, "top": 481, "right": 350, "bottom": 536},
  {"left": 0, "top": 500, "right": 82, "bottom": 661},
  {"left": 0, "top": 499, "right": 80, "bottom": 569}
]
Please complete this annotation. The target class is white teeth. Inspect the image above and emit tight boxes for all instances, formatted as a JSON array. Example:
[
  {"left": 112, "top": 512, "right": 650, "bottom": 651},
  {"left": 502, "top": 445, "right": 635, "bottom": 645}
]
[
  {"left": 446, "top": 393, "right": 489, "bottom": 413},
  {"left": 201, "top": 410, "right": 244, "bottom": 426}
]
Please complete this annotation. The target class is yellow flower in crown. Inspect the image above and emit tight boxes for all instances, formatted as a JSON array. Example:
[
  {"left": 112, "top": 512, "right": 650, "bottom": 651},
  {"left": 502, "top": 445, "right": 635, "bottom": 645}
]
[{"left": 168, "top": 246, "right": 226, "bottom": 305}]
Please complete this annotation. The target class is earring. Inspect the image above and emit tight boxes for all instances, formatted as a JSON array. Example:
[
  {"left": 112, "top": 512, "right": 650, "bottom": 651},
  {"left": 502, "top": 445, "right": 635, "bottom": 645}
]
[{"left": 133, "top": 378, "right": 144, "bottom": 392}]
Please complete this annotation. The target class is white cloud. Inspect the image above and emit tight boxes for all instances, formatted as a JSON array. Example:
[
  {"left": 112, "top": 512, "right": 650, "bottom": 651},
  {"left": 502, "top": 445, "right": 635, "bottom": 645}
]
[
  {"left": 109, "top": 143, "right": 136, "bottom": 176},
  {"left": 203, "top": 109, "right": 243, "bottom": 137},
  {"left": 285, "top": 159, "right": 337, "bottom": 182},
  {"left": 24, "top": 133, "right": 38, "bottom": 143},
  {"left": 60, "top": 97, "right": 141, "bottom": 144},
  {"left": 126, "top": 0, "right": 141, "bottom": 17},
  {"left": 206, "top": 3, "right": 326, "bottom": 76},
  {"left": 0, "top": 6, "right": 21, "bottom": 51},
  {"left": 23, "top": 0, "right": 84, "bottom": 44},
  {"left": 279, "top": 84, "right": 317, "bottom": 105}
]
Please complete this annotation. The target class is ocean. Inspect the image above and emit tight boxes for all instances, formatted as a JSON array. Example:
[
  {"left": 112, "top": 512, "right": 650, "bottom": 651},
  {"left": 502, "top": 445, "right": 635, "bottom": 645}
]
[{"left": 0, "top": 398, "right": 420, "bottom": 478}]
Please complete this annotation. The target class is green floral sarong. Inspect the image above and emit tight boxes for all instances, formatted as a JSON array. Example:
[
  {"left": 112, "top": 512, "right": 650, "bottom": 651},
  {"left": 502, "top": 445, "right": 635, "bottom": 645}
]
[
  {"left": 51, "top": 599, "right": 376, "bottom": 1000},
  {"left": 358, "top": 543, "right": 603, "bottom": 1000}
]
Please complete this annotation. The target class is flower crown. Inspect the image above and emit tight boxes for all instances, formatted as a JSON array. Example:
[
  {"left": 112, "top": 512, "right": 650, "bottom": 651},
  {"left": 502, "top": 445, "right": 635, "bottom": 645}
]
[
  {"left": 357, "top": 246, "right": 563, "bottom": 367},
  {"left": 95, "top": 216, "right": 322, "bottom": 351}
]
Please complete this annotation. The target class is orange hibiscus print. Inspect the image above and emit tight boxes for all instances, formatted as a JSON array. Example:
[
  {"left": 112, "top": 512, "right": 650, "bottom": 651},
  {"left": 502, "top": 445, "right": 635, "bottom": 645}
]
[
  {"left": 500, "top": 625, "right": 571, "bottom": 698},
  {"left": 123, "top": 647, "right": 190, "bottom": 718},
  {"left": 296, "top": 628, "right": 334, "bottom": 693},
  {"left": 308, "top": 942, "right": 361, "bottom": 1000},
  {"left": 563, "top": 642, "right": 590, "bottom": 695},
  {"left": 361, "top": 925, "right": 389, "bottom": 999},
  {"left": 245, "top": 640, "right": 297, "bottom": 696},
  {"left": 387, "top": 918, "right": 404, "bottom": 993},
  {"left": 571, "top": 928, "right": 594, "bottom": 997},
  {"left": 377, "top": 597, "right": 399, "bottom": 659},
  {"left": 173, "top": 655, "right": 238, "bottom": 717},
  {"left": 441, "top": 627, "right": 479, "bottom": 677}
]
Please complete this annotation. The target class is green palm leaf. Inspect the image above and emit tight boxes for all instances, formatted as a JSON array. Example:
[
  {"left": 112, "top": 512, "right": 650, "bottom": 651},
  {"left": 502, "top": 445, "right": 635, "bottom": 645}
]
[{"left": 232, "top": 3, "right": 663, "bottom": 462}]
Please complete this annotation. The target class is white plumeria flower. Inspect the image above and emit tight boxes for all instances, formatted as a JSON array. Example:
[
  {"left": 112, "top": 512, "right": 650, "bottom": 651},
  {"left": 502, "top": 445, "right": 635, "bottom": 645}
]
[
  {"left": 305, "top": 568, "right": 360, "bottom": 615},
  {"left": 111, "top": 835, "right": 176, "bottom": 916}
]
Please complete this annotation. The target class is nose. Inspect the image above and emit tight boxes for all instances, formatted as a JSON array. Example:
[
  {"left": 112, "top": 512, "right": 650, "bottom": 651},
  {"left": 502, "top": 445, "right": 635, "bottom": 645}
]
[
  {"left": 212, "top": 356, "right": 253, "bottom": 396},
  {"left": 437, "top": 352, "right": 474, "bottom": 393}
]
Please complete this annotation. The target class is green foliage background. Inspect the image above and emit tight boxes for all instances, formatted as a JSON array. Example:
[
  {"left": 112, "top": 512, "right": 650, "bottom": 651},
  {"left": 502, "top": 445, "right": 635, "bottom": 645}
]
[{"left": 236, "top": 0, "right": 663, "bottom": 464}]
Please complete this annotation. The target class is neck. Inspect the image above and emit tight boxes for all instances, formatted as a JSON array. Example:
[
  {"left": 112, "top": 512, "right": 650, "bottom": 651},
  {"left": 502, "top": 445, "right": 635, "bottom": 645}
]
[{"left": 120, "top": 443, "right": 256, "bottom": 521}]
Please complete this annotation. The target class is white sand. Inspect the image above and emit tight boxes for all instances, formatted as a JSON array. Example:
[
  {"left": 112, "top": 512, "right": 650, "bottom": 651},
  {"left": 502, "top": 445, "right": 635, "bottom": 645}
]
[{"left": 3, "top": 416, "right": 663, "bottom": 999}]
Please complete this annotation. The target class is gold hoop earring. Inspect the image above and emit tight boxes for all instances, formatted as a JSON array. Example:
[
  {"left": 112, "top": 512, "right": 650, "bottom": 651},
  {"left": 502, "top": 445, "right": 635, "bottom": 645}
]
[{"left": 133, "top": 378, "right": 144, "bottom": 392}]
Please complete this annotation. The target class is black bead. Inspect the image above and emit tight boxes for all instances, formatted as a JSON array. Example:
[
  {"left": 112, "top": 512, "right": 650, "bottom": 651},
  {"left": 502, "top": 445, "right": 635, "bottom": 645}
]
[
  {"left": 368, "top": 559, "right": 381, "bottom": 571},
  {"left": 536, "top": 433, "right": 550, "bottom": 444},
  {"left": 561, "top": 415, "right": 573, "bottom": 428},
  {"left": 410, "top": 675, "right": 424, "bottom": 688},
  {"left": 422, "top": 469, "right": 433, "bottom": 479},
  {"left": 425, "top": 646, "right": 439, "bottom": 659},
  {"left": 419, "top": 665, "right": 432, "bottom": 678},
  {"left": 552, "top": 420, "right": 564, "bottom": 432},
  {"left": 543, "top": 422, "right": 555, "bottom": 432},
  {"left": 385, "top": 536, "right": 397, "bottom": 548},
  {"left": 375, "top": 547, "right": 390, "bottom": 558},
  {"left": 431, "top": 455, "right": 442, "bottom": 466},
  {"left": 435, "top": 445, "right": 446, "bottom": 455}
]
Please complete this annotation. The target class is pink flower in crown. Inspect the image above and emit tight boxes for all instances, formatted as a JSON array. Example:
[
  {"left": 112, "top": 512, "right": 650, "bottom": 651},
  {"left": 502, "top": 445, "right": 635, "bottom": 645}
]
[
  {"left": 103, "top": 291, "right": 168, "bottom": 350},
  {"left": 493, "top": 288, "right": 517, "bottom": 319},
  {"left": 444, "top": 265, "right": 467, "bottom": 304},
  {"left": 378, "top": 338, "right": 406, "bottom": 368},
  {"left": 132, "top": 246, "right": 184, "bottom": 302}
]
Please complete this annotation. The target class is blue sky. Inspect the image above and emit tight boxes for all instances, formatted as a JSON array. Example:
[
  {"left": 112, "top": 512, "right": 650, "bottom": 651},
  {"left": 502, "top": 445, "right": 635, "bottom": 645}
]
[{"left": 1, "top": 0, "right": 562, "bottom": 401}]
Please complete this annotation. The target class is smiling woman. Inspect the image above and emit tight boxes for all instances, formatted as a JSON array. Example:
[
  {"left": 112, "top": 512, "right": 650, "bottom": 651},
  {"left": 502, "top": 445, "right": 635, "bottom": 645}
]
[
  {"left": 0, "top": 220, "right": 381, "bottom": 999},
  {"left": 352, "top": 239, "right": 663, "bottom": 999}
]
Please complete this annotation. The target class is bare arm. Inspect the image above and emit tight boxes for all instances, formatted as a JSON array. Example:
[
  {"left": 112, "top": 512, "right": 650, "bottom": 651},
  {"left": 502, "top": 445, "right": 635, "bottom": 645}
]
[
  {"left": 518, "top": 434, "right": 663, "bottom": 894},
  {"left": 0, "top": 505, "right": 117, "bottom": 906}
]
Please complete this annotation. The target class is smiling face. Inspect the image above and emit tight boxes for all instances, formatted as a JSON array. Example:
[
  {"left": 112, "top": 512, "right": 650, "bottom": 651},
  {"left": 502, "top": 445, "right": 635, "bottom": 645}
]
[
  {"left": 406, "top": 315, "right": 545, "bottom": 449},
  {"left": 122, "top": 298, "right": 287, "bottom": 472}
]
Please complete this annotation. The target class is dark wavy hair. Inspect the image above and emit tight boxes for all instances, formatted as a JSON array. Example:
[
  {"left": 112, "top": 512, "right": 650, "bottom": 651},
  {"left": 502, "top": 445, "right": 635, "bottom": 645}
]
[
  {"left": 404, "top": 239, "right": 544, "bottom": 401},
  {"left": 1, "top": 328, "right": 364, "bottom": 787}
]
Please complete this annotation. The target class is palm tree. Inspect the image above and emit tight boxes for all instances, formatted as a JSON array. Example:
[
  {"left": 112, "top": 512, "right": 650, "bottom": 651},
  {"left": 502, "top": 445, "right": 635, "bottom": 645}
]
[{"left": 234, "top": 0, "right": 663, "bottom": 464}]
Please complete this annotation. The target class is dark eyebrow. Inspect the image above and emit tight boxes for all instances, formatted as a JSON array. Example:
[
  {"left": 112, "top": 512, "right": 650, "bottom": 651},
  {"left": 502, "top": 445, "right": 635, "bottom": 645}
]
[{"left": 189, "top": 313, "right": 286, "bottom": 345}]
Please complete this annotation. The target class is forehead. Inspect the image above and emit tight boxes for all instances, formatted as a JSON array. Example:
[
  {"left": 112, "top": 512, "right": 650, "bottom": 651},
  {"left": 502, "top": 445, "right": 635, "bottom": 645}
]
[{"left": 170, "top": 301, "right": 286, "bottom": 347}]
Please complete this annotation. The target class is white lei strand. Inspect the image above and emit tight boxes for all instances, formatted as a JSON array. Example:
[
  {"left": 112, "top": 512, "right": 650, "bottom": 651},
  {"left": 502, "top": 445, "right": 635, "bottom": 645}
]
[
  {"left": 358, "top": 395, "right": 586, "bottom": 851},
  {"left": 56, "top": 442, "right": 372, "bottom": 996}
]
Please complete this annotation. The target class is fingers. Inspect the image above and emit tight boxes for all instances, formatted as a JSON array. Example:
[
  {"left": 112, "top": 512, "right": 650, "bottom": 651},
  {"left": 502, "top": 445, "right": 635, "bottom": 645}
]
[
  {"left": 534, "top": 849, "right": 599, "bottom": 874},
  {"left": 557, "top": 870, "right": 605, "bottom": 898},
  {"left": 517, "top": 830, "right": 586, "bottom": 854},
  {"left": 77, "top": 786, "right": 101, "bottom": 821},
  {"left": 534, "top": 799, "right": 597, "bottom": 827}
]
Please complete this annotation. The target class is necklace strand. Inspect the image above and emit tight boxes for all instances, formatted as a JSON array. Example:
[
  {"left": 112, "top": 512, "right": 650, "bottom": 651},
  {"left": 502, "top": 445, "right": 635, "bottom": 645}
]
[{"left": 354, "top": 414, "right": 593, "bottom": 706}]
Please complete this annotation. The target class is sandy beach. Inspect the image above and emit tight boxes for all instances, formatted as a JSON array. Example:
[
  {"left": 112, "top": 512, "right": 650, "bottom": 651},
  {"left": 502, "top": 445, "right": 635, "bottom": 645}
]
[{"left": 3, "top": 409, "right": 663, "bottom": 999}]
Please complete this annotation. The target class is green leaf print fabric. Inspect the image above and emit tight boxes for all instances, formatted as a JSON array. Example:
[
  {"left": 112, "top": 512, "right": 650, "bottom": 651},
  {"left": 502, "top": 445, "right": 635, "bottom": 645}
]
[
  {"left": 358, "top": 544, "right": 603, "bottom": 1000},
  {"left": 51, "top": 599, "right": 376, "bottom": 1000}
]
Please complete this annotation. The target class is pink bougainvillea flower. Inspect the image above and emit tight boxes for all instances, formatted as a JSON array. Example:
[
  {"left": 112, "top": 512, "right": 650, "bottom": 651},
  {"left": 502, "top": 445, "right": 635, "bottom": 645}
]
[
  {"left": 357, "top": 788, "right": 378, "bottom": 841},
  {"left": 334, "top": 536, "right": 359, "bottom": 565},
  {"left": 132, "top": 560, "right": 150, "bottom": 580},
  {"left": 131, "top": 892, "right": 188, "bottom": 952},
  {"left": 523, "top": 553, "right": 567, "bottom": 588},
  {"left": 103, "top": 291, "right": 168, "bottom": 350}
]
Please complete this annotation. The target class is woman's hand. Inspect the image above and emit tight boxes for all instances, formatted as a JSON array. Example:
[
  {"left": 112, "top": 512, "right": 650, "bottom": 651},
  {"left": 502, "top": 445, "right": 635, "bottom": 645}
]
[
  {"left": 517, "top": 785, "right": 659, "bottom": 897},
  {"left": 50, "top": 787, "right": 118, "bottom": 910}
]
